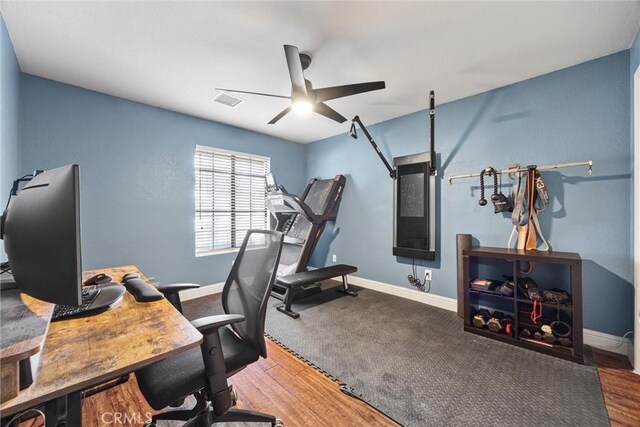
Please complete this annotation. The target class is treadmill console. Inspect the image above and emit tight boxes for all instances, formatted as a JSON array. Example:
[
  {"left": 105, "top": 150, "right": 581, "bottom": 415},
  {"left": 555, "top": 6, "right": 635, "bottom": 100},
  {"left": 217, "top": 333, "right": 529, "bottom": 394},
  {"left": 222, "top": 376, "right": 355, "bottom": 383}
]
[{"left": 266, "top": 173, "right": 277, "bottom": 191}]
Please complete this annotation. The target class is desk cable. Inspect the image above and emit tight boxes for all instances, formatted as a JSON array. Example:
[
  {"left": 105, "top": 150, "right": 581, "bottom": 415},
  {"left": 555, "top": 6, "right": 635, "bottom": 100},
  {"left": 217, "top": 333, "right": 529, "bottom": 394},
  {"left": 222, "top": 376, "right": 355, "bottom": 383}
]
[{"left": 5, "top": 408, "right": 45, "bottom": 426}]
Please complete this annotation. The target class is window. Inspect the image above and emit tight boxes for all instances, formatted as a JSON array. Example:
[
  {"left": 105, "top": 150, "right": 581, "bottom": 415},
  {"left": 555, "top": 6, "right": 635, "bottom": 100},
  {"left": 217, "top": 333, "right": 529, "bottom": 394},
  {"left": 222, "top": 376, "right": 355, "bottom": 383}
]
[{"left": 195, "top": 145, "right": 270, "bottom": 256}]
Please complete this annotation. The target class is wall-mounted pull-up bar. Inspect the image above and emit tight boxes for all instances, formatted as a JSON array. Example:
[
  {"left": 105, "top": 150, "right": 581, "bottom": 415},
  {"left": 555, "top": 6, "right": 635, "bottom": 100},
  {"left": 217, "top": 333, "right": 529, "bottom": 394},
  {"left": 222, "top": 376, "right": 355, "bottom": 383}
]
[{"left": 447, "top": 160, "right": 593, "bottom": 184}]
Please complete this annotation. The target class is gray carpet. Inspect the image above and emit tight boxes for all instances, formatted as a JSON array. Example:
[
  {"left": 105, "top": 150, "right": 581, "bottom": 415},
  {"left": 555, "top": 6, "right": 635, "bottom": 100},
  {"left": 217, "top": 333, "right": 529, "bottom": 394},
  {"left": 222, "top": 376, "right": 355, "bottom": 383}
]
[{"left": 264, "top": 288, "right": 609, "bottom": 427}]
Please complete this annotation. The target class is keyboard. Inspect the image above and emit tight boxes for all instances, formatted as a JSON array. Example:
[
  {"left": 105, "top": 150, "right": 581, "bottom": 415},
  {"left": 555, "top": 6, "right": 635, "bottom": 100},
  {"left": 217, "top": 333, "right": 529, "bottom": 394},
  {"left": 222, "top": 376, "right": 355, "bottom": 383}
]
[{"left": 52, "top": 286, "right": 100, "bottom": 320}]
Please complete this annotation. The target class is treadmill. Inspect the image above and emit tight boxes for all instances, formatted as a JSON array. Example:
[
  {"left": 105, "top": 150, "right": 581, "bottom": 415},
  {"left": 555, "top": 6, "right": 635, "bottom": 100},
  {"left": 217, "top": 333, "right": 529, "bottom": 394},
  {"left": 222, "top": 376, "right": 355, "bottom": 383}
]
[{"left": 265, "top": 173, "right": 346, "bottom": 301}]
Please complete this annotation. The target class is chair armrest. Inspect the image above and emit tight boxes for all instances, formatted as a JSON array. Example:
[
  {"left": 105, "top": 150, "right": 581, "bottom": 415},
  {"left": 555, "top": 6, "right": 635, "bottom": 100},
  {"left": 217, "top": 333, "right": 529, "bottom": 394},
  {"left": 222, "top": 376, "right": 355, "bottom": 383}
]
[
  {"left": 155, "top": 283, "right": 200, "bottom": 295},
  {"left": 191, "top": 314, "right": 245, "bottom": 335},
  {"left": 154, "top": 283, "right": 200, "bottom": 314}
]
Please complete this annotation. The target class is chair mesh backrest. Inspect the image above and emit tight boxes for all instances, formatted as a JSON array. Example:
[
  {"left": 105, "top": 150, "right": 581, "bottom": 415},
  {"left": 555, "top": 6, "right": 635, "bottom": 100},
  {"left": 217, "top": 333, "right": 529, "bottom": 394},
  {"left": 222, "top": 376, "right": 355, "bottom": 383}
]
[{"left": 222, "top": 230, "right": 284, "bottom": 357}]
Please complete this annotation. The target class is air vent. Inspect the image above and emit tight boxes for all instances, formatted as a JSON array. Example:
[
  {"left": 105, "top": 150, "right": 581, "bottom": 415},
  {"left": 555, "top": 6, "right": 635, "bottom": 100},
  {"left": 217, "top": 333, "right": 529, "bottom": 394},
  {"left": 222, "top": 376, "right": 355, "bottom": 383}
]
[{"left": 212, "top": 92, "right": 244, "bottom": 108}]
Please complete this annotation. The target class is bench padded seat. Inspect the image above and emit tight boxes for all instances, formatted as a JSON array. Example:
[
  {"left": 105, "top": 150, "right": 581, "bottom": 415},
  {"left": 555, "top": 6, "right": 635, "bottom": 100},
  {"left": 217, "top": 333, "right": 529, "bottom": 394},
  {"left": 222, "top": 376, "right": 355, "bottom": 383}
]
[{"left": 277, "top": 264, "right": 357, "bottom": 289}]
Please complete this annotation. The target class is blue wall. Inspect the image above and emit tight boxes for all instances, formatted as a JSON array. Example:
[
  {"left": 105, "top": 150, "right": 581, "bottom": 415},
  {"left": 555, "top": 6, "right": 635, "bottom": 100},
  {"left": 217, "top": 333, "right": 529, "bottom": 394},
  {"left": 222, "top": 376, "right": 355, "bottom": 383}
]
[
  {"left": 19, "top": 75, "right": 306, "bottom": 285},
  {"left": 307, "top": 51, "right": 632, "bottom": 336},
  {"left": 11, "top": 39, "right": 635, "bottom": 335},
  {"left": 0, "top": 13, "right": 21, "bottom": 262}
]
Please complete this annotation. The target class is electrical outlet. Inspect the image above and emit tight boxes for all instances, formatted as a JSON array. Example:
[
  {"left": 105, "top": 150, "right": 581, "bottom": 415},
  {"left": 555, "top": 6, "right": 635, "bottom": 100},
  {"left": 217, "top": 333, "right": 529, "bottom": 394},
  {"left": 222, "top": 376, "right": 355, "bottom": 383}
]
[
  {"left": 332, "top": 254, "right": 337, "bottom": 262},
  {"left": 424, "top": 269, "right": 432, "bottom": 281}
]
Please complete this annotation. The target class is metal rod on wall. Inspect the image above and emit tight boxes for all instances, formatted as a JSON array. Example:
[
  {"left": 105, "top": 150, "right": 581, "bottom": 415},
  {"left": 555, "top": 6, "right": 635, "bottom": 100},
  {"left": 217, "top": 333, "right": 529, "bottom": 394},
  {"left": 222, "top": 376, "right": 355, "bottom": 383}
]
[{"left": 447, "top": 160, "right": 593, "bottom": 184}]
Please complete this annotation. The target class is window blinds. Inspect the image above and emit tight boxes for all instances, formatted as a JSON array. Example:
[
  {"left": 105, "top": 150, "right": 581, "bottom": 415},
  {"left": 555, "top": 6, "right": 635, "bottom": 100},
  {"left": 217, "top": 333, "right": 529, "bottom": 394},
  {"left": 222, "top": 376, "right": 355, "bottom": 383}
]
[{"left": 195, "top": 146, "right": 270, "bottom": 255}]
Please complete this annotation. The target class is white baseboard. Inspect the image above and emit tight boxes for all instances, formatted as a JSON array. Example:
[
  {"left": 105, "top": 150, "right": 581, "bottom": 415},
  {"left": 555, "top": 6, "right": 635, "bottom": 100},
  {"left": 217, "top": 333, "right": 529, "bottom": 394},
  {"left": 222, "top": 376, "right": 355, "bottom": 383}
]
[
  {"left": 583, "top": 329, "right": 633, "bottom": 357},
  {"left": 348, "top": 274, "right": 632, "bottom": 357},
  {"left": 347, "top": 274, "right": 458, "bottom": 312},
  {"left": 179, "top": 282, "right": 224, "bottom": 301}
]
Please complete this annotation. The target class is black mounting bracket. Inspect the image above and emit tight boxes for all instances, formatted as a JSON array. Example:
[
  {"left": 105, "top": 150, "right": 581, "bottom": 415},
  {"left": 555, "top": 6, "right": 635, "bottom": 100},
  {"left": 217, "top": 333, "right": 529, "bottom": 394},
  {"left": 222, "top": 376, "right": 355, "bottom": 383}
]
[
  {"left": 429, "top": 90, "right": 436, "bottom": 176},
  {"left": 349, "top": 90, "right": 437, "bottom": 179},
  {"left": 349, "top": 116, "right": 396, "bottom": 179}
]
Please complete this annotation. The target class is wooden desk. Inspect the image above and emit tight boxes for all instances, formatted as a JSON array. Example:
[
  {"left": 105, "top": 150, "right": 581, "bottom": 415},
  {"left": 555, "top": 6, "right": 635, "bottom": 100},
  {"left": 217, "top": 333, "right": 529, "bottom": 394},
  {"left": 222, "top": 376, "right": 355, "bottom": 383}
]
[
  {"left": 0, "top": 265, "right": 203, "bottom": 425},
  {"left": 0, "top": 292, "right": 54, "bottom": 403}
]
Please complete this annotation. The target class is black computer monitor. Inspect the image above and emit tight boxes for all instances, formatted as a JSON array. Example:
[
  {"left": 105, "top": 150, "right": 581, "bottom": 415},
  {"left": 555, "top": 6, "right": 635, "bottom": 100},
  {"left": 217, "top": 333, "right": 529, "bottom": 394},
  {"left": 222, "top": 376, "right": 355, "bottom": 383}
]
[{"left": 1, "top": 164, "right": 82, "bottom": 306}]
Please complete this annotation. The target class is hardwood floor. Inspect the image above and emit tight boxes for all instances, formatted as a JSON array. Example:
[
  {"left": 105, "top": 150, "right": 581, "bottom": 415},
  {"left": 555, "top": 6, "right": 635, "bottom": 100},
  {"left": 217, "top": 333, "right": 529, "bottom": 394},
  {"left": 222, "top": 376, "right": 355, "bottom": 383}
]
[
  {"left": 75, "top": 338, "right": 396, "bottom": 426},
  {"left": 592, "top": 348, "right": 640, "bottom": 426}
]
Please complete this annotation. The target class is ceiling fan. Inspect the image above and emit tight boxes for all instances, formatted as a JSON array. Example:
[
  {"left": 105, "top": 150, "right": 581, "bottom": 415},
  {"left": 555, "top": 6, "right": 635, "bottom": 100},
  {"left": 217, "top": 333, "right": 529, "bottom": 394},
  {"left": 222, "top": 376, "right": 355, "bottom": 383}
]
[{"left": 216, "top": 45, "right": 386, "bottom": 124}]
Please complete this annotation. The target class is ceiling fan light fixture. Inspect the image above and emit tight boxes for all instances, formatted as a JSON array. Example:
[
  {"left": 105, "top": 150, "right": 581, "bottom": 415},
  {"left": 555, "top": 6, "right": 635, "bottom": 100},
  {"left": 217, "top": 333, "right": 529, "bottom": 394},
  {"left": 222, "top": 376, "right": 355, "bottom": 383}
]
[{"left": 291, "top": 100, "right": 313, "bottom": 114}]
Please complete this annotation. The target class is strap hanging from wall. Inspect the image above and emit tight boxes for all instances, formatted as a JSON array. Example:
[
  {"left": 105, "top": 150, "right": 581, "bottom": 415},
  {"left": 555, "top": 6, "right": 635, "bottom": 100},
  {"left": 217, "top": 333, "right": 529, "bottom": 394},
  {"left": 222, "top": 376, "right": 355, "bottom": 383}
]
[{"left": 449, "top": 160, "right": 593, "bottom": 255}]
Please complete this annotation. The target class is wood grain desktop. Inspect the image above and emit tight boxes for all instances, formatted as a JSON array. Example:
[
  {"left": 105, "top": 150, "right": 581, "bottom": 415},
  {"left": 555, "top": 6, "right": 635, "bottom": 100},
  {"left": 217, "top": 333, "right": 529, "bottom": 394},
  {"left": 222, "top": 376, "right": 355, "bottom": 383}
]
[{"left": 1, "top": 265, "right": 202, "bottom": 420}]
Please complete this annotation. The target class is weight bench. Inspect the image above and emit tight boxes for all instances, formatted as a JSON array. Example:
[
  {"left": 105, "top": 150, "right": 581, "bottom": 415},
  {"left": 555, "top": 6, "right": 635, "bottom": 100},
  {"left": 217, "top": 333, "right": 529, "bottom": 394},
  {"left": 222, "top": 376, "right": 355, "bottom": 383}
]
[{"left": 275, "top": 264, "right": 358, "bottom": 319}]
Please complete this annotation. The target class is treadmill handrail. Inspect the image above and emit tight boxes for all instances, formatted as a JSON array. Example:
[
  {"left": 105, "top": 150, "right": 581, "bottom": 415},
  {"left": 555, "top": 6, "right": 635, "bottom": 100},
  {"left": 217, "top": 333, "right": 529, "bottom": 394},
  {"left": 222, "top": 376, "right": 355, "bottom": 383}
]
[{"left": 287, "top": 194, "right": 316, "bottom": 222}]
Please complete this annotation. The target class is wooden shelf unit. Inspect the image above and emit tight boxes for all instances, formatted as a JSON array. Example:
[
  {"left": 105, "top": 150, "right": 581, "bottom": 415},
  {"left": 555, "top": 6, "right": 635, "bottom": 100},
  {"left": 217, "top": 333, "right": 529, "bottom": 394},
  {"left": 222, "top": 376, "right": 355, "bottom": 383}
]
[{"left": 463, "top": 246, "right": 584, "bottom": 364}]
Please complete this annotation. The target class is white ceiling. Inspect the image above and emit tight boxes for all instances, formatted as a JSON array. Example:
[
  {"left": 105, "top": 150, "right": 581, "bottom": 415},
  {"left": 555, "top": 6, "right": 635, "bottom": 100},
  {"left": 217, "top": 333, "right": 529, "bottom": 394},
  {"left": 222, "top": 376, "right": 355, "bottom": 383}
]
[{"left": 2, "top": 1, "right": 640, "bottom": 144}]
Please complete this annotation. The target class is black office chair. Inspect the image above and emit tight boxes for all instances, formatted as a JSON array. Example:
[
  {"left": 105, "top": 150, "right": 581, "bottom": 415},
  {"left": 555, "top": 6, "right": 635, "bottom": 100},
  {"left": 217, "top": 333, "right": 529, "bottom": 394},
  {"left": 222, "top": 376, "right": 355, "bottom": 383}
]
[{"left": 136, "top": 229, "right": 285, "bottom": 427}]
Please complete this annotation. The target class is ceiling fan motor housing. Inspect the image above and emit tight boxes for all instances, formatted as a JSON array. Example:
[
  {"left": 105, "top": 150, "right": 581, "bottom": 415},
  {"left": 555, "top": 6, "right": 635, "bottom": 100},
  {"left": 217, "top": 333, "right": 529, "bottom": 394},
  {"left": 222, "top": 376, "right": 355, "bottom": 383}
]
[{"left": 299, "top": 53, "right": 312, "bottom": 70}]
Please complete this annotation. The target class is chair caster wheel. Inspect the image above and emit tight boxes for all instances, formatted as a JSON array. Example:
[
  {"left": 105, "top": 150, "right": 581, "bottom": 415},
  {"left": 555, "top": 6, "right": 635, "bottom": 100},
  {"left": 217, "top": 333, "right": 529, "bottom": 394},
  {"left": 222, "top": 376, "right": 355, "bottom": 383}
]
[
  {"left": 229, "top": 384, "right": 238, "bottom": 405},
  {"left": 274, "top": 419, "right": 284, "bottom": 427}
]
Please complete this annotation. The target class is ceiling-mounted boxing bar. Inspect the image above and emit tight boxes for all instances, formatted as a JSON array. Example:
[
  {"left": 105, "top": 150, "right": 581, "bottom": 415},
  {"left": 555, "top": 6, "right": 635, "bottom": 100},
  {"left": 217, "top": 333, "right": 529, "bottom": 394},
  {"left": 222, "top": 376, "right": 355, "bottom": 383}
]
[{"left": 447, "top": 160, "right": 593, "bottom": 184}]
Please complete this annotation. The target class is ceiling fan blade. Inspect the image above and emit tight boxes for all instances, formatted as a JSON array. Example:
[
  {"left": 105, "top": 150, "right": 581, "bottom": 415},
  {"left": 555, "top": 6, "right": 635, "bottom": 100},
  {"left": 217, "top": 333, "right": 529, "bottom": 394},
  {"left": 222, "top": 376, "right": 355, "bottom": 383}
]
[
  {"left": 268, "top": 106, "right": 292, "bottom": 124},
  {"left": 313, "top": 102, "right": 347, "bottom": 123},
  {"left": 283, "top": 45, "right": 308, "bottom": 97},
  {"left": 215, "top": 88, "right": 290, "bottom": 99},
  {"left": 313, "top": 81, "right": 386, "bottom": 103}
]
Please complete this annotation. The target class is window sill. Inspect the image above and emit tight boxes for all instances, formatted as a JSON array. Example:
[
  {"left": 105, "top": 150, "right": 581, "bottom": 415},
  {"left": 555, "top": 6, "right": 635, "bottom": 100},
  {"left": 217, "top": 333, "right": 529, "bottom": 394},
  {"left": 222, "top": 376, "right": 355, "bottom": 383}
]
[{"left": 196, "top": 247, "right": 240, "bottom": 257}]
